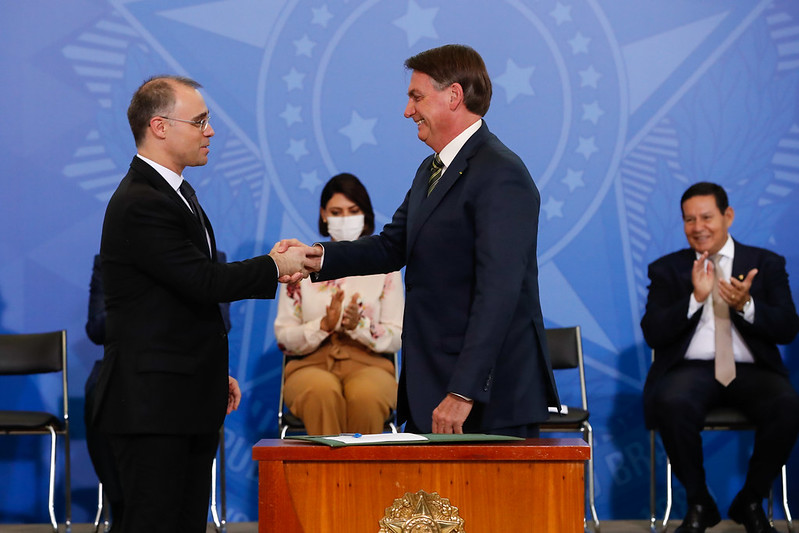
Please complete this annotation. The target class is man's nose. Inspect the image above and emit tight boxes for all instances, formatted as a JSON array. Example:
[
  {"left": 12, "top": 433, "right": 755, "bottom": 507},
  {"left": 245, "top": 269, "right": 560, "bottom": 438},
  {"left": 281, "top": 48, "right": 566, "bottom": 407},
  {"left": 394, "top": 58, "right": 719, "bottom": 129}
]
[{"left": 404, "top": 101, "right": 414, "bottom": 118}]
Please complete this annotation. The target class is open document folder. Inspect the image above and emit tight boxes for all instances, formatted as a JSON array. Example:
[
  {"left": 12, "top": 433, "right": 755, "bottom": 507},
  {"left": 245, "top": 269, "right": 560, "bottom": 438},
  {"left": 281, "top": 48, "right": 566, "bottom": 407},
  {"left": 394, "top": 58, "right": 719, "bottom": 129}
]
[{"left": 287, "top": 432, "right": 524, "bottom": 447}]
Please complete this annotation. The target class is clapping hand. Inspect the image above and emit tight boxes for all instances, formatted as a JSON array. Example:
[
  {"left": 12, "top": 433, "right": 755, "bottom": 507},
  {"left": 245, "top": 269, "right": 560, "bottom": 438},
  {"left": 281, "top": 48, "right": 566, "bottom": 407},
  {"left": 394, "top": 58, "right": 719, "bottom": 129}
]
[
  {"left": 320, "top": 290, "right": 345, "bottom": 332},
  {"left": 691, "top": 251, "right": 714, "bottom": 302},
  {"left": 718, "top": 268, "right": 758, "bottom": 312},
  {"left": 340, "top": 293, "right": 361, "bottom": 330}
]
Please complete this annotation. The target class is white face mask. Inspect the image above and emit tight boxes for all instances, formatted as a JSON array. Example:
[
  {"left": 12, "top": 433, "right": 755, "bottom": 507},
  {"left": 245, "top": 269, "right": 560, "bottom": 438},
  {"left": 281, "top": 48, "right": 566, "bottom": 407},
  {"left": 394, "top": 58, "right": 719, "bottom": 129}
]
[{"left": 326, "top": 214, "right": 365, "bottom": 242}]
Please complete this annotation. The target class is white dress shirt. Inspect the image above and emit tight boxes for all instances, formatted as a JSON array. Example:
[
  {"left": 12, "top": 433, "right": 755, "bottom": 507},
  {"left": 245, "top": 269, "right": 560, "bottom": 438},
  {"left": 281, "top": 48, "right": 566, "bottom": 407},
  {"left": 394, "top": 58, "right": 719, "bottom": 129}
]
[
  {"left": 684, "top": 235, "right": 755, "bottom": 362},
  {"left": 436, "top": 118, "right": 483, "bottom": 177}
]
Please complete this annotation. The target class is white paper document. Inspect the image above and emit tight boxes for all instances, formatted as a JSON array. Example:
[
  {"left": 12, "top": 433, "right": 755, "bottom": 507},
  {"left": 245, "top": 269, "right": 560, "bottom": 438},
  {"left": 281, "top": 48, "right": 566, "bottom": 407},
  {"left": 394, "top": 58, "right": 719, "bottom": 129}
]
[{"left": 326, "top": 433, "right": 430, "bottom": 445}]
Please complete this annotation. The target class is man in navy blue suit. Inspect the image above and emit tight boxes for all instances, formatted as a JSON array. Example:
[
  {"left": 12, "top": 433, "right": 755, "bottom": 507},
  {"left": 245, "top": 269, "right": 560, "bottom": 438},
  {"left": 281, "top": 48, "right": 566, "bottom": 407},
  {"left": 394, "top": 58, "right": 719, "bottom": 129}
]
[
  {"left": 296, "top": 44, "right": 559, "bottom": 436},
  {"left": 642, "top": 182, "right": 799, "bottom": 533}
]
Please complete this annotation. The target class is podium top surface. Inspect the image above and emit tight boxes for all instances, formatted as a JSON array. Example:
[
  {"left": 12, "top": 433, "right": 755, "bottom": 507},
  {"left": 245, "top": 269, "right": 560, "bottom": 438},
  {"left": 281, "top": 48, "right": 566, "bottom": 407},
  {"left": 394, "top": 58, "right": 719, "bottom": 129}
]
[{"left": 252, "top": 437, "right": 589, "bottom": 462}]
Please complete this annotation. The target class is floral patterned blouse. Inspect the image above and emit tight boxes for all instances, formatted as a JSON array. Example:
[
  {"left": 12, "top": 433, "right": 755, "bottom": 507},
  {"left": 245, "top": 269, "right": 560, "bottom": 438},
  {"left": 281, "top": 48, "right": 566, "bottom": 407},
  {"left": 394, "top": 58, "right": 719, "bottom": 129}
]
[{"left": 274, "top": 271, "right": 404, "bottom": 356}]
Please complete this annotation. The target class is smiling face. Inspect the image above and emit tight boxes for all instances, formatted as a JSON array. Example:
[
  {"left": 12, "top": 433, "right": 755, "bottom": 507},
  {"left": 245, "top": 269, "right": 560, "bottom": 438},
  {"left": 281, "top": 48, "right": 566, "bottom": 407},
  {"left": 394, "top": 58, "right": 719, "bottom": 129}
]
[
  {"left": 157, "top": 83, "right": 215, "bottom": 174},
  {"left": 681, "top": 194, "right": 734, "bottom": 255},
  {"left": 403, "top": 70, "right": 456, "bottom": 153}
]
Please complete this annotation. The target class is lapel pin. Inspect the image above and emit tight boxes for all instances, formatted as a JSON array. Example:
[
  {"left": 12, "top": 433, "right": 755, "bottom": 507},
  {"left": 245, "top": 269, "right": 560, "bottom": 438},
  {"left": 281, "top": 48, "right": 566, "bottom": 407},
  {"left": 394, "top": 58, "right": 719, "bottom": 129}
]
[{"left": 738, "top": 274, "right": 744, "bottom": 280}]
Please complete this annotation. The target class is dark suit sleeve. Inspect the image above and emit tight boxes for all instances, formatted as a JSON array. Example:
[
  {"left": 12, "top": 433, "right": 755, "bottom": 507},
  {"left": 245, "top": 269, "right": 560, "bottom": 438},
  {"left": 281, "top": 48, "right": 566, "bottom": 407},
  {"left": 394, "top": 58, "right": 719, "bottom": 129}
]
[
  {"left": 85, "top": 254, "right": 106, "bottom": 345},
  {"left": 732, "top": 251, "right": 799, "bottom": 345},
  {"left": 640, "top": 256, "right": 701, "bottom": 351},
  {"left": 120, "top": 189, "right": 278, "bottom": 303},
  {"left": 215, "top": 251, "right": 233, "bottom": 333}
]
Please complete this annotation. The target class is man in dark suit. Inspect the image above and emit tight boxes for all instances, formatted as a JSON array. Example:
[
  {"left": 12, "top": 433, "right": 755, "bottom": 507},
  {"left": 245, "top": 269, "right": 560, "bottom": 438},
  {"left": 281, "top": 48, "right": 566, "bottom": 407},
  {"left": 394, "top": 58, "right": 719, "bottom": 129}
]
[
  {"left": 642, "top": 182, "right": 799, "bottom": 533},
  {"left": 296, "top": 44, "right": 558, "bottom": 436},
  {"left": 84, "top": 251, "right": 232, "bottom": 531},
  {"left": 95, "top": 75, "right": 311, "bottom": 533}
]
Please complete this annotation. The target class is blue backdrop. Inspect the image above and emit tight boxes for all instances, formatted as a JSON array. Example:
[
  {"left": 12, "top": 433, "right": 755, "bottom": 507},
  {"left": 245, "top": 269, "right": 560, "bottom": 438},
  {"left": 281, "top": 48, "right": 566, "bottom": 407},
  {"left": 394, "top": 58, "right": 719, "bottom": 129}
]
[{"left": 2, "top": 0, "right": 799, "bottom": 524}]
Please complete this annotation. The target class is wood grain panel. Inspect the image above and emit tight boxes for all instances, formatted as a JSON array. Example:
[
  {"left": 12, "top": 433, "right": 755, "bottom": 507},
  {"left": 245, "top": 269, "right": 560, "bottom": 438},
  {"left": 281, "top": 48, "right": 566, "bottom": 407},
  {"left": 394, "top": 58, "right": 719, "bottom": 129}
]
[{"left": 254, "top": 438, "right": 588, "bottom": 533}]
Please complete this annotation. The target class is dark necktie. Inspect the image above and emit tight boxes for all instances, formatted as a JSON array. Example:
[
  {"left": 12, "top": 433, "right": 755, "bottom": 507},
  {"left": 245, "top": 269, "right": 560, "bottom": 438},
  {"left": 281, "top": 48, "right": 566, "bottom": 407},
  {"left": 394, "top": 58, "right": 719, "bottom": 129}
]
[
  {"left": 711, "top": 254, "right": 735, "bottom": 386},
  {"left": 427, "top": 154, "right": 444, "bottom": 196},
  {"left": 179, "top": 180, "right": 204, "bottom": 228}
]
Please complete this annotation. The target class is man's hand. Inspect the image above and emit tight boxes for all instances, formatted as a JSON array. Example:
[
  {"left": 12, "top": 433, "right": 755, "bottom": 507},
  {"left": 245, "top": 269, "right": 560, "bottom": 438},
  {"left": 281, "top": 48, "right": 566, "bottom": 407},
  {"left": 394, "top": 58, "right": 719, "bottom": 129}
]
[
  {"left": 719, "top": 268, "right": 758, "bottom": 312},
  {"left": 340, "top": 293, "right": 361, "bottom": 330},
  {"left": 227, "top": 376, "right": 241, "bottom": 415},
  {"left": 304, "top": 243, "right": 323, "bottom": 273},
  {"left": 320, "top": 290, "right": 344, "bottom": 332},
  {"left": 691, "top": 251, "right": 713, "bottom": 303},
  {"left": 269, "top": 239, "right": 322, "bottom": 283},
  {"left": 431, "top": 393, "right": 473, "bottom": 434}
]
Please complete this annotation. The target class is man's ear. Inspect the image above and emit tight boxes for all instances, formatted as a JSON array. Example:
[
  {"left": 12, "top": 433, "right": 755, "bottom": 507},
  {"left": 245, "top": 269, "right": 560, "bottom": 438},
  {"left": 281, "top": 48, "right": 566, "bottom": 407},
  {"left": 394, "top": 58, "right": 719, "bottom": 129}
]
[
  {"left": 149, "top": 116, "right": 168, "bottom": 140},
  {"left": 723, "top": 206, "right": 735, "bottom": 229},
  {"left": 449, "top": 83, "right": 464, "bottom": 110}
]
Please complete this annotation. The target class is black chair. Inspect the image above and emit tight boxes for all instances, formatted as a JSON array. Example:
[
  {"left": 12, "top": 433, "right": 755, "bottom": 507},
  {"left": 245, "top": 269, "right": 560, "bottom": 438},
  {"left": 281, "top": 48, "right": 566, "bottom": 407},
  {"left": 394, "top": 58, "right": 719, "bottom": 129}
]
[
  {"left": 648, "top": 352, "right": 793, "bottom": 532},
  {"left": 0, "top": 330, "right": 71, "bottom": 532},
  {"left": 541, "top": 326, "right": 600, "bottom": 532},
  {"left": 278, "top": 352, "right": 399, "bottom": 438}
]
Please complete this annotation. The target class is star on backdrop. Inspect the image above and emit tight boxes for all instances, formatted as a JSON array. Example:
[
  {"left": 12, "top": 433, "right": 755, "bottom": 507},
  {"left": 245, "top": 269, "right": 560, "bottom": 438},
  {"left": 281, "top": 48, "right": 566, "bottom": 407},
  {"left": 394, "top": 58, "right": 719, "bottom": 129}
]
[{"left": 494, "top": 58, "right": 536, "bottom": 103}]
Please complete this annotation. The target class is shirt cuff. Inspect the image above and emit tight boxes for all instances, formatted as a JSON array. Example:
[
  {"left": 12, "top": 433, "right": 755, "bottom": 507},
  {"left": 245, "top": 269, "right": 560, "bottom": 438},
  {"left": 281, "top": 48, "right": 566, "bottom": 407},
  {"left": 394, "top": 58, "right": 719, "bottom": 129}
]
[
  {"left": 687, "top": 293, "right": 703, "bottom": 318},
  {"left": 449, "top": 392, "right": 473, "bottom": 403},
  {"left": 738, "top": 298, "right": 755, "bottom": 323}
]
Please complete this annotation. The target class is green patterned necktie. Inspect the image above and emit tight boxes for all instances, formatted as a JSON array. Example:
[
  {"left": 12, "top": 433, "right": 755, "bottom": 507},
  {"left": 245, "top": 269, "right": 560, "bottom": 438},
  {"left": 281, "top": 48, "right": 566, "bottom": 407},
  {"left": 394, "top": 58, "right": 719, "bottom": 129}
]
[{"left": 426, "top": 154, "right": 444, "bottom": 196}]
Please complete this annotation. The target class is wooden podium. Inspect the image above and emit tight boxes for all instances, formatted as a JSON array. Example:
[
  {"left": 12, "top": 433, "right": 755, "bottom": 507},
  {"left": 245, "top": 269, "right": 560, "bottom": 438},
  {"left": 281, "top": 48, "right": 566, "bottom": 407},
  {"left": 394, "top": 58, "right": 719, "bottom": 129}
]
[{"left": 252, "top": 437, "right": 589, "bottom": 532}]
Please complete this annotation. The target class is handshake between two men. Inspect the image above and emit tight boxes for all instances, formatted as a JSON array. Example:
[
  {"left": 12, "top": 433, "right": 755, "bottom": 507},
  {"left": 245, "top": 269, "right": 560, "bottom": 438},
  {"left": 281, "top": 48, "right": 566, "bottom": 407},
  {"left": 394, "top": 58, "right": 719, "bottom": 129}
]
[{"left": 267, "top": 239, "right": 324, "bottom": 283}]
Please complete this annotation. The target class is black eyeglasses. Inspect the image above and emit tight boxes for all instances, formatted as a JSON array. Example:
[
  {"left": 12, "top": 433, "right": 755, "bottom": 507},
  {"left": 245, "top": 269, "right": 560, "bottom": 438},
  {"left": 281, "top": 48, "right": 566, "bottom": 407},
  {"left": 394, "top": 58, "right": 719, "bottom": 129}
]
[{"left": 158, "top": 114, "right": 211, "bottom": 132}]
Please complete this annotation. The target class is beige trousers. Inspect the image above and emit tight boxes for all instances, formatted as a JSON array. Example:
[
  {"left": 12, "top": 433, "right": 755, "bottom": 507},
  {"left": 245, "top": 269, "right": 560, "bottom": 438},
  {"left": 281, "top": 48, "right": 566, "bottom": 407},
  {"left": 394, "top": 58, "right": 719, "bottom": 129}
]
[{"left": 283, "top": 333, "right": 397, "bottom": 435}]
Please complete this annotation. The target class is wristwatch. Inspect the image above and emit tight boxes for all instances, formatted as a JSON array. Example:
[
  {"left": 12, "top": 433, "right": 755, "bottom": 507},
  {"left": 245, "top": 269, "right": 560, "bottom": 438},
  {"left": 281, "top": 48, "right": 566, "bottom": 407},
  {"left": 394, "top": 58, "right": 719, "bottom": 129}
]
[{"left": 741, "top": 297, "right": 752, "bottom": 314}]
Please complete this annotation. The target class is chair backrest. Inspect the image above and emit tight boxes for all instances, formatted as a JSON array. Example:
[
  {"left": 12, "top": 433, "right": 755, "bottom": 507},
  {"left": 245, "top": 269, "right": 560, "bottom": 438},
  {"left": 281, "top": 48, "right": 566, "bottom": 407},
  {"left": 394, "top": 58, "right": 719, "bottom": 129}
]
[
  {"left": 545, "top": 326, "right": 587, "bottom": 410},
  {"left": 0, "top": 331, "right": 66, "bottom": 375},
  {"left": 545, "top": 326, "right": 581, "bottom": 370}
]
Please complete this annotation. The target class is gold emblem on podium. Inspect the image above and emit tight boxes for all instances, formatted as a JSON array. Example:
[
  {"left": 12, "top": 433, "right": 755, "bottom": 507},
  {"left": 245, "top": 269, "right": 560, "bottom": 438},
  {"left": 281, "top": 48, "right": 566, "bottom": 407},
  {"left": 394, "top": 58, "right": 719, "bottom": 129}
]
[{"left": 378, "top": 490, "right": 465, "bottom": 533}]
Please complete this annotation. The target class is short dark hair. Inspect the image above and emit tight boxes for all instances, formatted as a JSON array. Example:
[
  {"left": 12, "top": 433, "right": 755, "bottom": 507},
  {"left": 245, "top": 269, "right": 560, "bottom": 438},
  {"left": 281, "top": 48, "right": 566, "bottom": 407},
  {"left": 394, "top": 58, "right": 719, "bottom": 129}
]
[
  {"left": 680, "top": 181, "right": 729, "bottom": 214},
  {"left": 405, "top": 44, "right": 492, "bottom": 116},
  {"left": 127, "top": 75, "right": 202, "bottom": 146},
  {"left": 318, "top": 173, "right": 375, "bottom": 237}
]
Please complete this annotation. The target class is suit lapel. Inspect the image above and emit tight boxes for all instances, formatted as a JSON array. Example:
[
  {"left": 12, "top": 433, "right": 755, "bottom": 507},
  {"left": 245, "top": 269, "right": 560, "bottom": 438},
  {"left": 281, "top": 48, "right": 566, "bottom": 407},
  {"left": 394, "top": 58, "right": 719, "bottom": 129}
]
[
  {"left": 730, "top": 239, "right": 754, "bottom": 282},
  {"left": 130, "top": 157, "right": 214, "bottom": 258},
  {"left": 405, "top": 123, "right": 490, "bottom": 255}
]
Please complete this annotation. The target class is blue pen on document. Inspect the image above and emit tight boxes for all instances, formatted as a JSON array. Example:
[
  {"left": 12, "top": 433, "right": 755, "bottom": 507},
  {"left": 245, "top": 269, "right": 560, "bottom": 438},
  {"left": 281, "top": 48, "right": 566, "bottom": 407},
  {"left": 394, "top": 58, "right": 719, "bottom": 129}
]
[{"left": 341, "top": 433, "right": 363, "bottom": 438}]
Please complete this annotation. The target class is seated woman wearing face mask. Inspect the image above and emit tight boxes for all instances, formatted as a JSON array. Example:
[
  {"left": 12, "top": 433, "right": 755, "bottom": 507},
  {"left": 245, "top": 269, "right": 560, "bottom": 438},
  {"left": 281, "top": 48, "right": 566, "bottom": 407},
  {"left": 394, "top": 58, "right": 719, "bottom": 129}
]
[{"left": 274, "top": 173, "right": 404, "bottom": 435}]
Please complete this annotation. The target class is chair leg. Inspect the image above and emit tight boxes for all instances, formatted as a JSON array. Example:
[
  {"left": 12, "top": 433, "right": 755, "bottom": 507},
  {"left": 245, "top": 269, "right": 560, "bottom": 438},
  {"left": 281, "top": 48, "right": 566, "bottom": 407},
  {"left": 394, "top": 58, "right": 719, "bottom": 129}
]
[
  {"left": 650, "top": 431, "right": 658, "bottom": 533},
  {"left": 664, "top": 457, "right": 673, "bottom": 531},
  {"left": 584, "top": 422, "right": 600, "bottom": 531},
  {"left": 768, "top": 486, "right": 774, "bottom": 526},
  {"left": 93, "top": 483, "right": 103, "bottom": 532},
  {"left": 781, "top": 464, "right": 793, "bottom": 533},
  {"left": 211, "top": 457, "right": 219, "bottom": 526},
  {"left": 210, "top": 428, "right": 227, "bottom": 533},
  {"left": 64, "top": 430, "right": 71, "bottom": 532},
  {"left": 47, "top": 427, "right": 58, "bottom": 532},
  {"left": 219, "top": 428, "right": 227, "bottom": 533}
]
